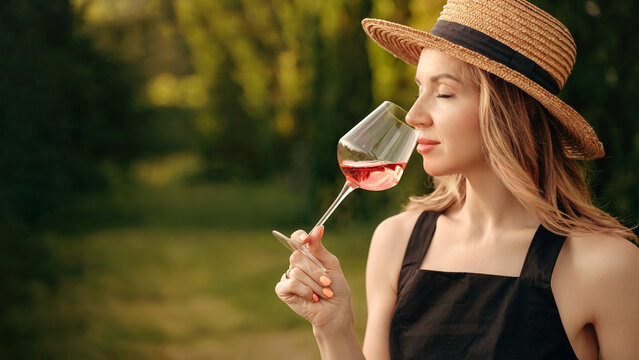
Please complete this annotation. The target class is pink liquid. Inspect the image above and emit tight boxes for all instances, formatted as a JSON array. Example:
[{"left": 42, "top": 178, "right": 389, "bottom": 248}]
[{"left": 339, "top": 160, "right": 406, "bottom": 191}]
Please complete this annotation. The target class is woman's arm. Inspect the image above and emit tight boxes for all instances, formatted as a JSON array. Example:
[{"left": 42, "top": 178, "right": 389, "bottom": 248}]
[
  {"left": 586, "top": 235, "right": 639, "bottom": 359},
  {"left": 557, "top": 233, "right": 639, "bottom": 359},
  {"left": 363, "top": 211, "right": 423, "bottom": 360}
]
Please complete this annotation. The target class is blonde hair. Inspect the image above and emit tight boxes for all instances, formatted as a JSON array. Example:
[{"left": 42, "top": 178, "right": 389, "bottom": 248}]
[{"left": 406, "top": 65, "right": 638, "bottom": 242}]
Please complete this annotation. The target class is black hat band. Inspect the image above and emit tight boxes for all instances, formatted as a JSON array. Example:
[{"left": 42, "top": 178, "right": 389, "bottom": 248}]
[{"left": 430, "top": 20, "right": 560, "bottom": 95}]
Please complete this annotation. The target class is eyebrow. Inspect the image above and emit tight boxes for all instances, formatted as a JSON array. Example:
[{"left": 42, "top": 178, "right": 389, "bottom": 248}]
[{"left": 415, "top": 73, "right": 461, "bottom": 85}]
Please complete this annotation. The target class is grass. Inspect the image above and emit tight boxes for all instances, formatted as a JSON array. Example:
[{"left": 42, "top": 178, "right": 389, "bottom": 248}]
[{"left": 12, "top": 180, "right": 379, "bottom": 359}]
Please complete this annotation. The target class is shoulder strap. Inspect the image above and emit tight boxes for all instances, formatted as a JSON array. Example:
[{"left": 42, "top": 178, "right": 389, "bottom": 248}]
[
  {"left": 519, "top": 226, "right": 567, "bottom": 287},
  {"left": 402, "top": 211, "right": 440, "bottom": 269},
  {"left": 397, "top": 211, "right": 440, "bottom": 293}
]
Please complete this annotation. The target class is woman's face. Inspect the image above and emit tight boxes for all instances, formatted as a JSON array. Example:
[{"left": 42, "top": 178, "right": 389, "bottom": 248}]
[{"left": 406, "top": 48, "right": 484, "bottom": 177}]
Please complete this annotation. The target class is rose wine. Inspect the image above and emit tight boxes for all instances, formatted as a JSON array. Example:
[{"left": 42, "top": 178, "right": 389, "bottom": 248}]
[{"left": 339, "top": 160, "right": 406, "bottom": 191}]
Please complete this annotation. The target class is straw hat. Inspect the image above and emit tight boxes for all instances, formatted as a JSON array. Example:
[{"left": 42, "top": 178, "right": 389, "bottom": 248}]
[{"left": 362, "top": 0, "right": 604, "bottom": 159}]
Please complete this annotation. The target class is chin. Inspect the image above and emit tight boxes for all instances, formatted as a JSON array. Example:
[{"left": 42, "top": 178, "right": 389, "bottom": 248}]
[
  {"left": 422, "top": 158, "right": 450, "bottom": 177},
  {"left": 421, "top": 153, "right": 485, "bottom": 177}
]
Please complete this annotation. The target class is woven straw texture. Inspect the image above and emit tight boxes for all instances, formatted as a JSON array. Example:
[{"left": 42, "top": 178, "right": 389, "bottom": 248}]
[{"left": 362, "top": 0, "right": 604, "bottom": 159}]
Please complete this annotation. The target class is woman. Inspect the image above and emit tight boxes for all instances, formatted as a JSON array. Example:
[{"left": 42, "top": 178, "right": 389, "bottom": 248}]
[{"left": 275, "top": 0, "right": 639, "bottom": 359}]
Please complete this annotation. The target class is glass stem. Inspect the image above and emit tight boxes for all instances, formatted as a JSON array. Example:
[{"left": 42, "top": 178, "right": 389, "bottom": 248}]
[{"left": 313, "top": 181, "right": 358, "bottom": 229}]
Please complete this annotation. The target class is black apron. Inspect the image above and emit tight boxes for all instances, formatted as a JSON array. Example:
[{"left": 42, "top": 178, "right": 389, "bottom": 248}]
[{"left": 389, "top": 211, "right": 578, "bottom": 359}]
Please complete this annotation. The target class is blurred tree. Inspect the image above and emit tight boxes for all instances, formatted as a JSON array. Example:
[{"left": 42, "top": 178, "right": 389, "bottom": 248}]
[
  {"left": 170, "top": 0, "right": 445, "bottom": 221},
  {"left": 0, "top": 0, "right": 155, "bottom": 355},
  {"left": 0, "top": 0, "right": 154, "bottom": 229}
]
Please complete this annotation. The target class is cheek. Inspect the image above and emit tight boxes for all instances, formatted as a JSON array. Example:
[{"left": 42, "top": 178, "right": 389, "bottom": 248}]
[
  {"left": 442, "top": 105, "right": 481, "bottom": 146},
  {"left": 437, "top": 100, "right": 484, "bottom": 167},
  {"left": 420, "top": 95, "right": 483, "bottom": 176},
  {"left": 459, "top": 97, "right": 481, "bottom": 132}
]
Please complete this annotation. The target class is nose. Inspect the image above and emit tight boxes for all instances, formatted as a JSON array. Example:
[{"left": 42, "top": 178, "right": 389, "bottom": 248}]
[{"left": 405, "top": 95, "right": 433, "bottom": 128}]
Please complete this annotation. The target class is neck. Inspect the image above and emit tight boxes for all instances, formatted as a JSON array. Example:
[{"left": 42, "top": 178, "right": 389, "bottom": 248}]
[{"left": 452, "top": 165, "right": 538, "bottom": 235}]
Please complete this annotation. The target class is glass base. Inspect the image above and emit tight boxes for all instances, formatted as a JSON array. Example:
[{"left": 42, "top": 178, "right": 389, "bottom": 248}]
[{"left": 272, "top": 230, "right": 326, "bottom": 272}]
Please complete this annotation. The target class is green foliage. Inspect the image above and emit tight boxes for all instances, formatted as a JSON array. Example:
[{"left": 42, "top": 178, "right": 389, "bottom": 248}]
[
  {"left": 71, "top": 0, "right": 441, "bottom": 223},
  {"left": 0, "top": 0, "right": 155, "bottom": 354},
  {"left": 0, "top": 0, "right": 151, "bottom": 229}
]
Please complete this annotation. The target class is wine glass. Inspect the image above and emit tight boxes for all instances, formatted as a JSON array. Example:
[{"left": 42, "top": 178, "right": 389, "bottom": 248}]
[{"left": 272, "top": 101, "right": 417, "bottom": 271}]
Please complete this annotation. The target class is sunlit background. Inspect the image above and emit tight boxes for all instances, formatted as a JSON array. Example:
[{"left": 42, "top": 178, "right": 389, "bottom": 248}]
[{"left": 1, "top": 0, "right": 637, "bottom": 358}]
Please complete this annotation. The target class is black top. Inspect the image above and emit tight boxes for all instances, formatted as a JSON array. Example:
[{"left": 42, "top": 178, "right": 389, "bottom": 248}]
[{"left": 389, "top": 211, "right": 578, "bottom": 359}]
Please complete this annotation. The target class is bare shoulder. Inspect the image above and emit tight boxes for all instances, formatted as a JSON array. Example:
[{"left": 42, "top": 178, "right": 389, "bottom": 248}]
[
  {"left": 561, "top": 232, "right": 639, "bottom": 279},
  {"left": 556, "top": 233, "right": 639, "bottom": 357},
  {"left": 367, "top": 210, "right": 424, "bottom": 291},
  {"left": 555, "top": 232, "right": 639, "bottom": 319},
  {"left": 370, "top": 210, "right": 424, "bottom": 253},
  {"left": 369, "top": 209, "right": 424, "bottom": 262}
]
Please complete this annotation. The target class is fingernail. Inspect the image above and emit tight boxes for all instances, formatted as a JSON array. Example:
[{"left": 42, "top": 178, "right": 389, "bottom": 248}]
[
  {"left": 299, "top": 233, "right": 308, "bottom": 243},
  {"left": 312, "top": 293, "right": 319, "bottom": 302},
  {"left": 322, "top": 288, "right": 333, "bottom": 298},
  {"left": 319, "top": 275, "right": 332, "bottom": 286}
]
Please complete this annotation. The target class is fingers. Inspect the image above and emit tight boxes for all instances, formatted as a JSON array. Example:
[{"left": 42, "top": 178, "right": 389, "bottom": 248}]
[
  {"left": 276, "top": 227, "right": 340, "bottom": 305},
  {"left": 291, "top": 227, "right": 340, "bottom": 270},
  {"left": 288, "top": 266, "right": 331, "bottom": 300},
  {"left": 289, "top": 251, "right": 333, "bottom": 295},
  {"left": 276, "top": 264, "right": 329, "bottom": 302},
  {"left": 290, "top": 229, "right": 311, "bottom": 247},
  {"left": 276, "top": 270, "right": 319, "bottom": 303}
]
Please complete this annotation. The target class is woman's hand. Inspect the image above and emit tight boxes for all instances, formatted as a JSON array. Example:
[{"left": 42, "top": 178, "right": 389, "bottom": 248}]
[{"left": 275, "top": 226, "right": 354, "bottom": 333}]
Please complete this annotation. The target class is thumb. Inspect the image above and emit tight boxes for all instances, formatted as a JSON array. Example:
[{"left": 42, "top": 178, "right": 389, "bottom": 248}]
[{"left": 307, "top": 226, "right": 338, "bottom": 267}]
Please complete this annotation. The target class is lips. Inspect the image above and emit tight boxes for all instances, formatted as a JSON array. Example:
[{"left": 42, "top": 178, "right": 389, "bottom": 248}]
[
  {"left": 416, "top": 137, "right": 440, "bottom": 154},
  {"left": 417, "top": 138, "right": 440, "bottom": 145}
]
